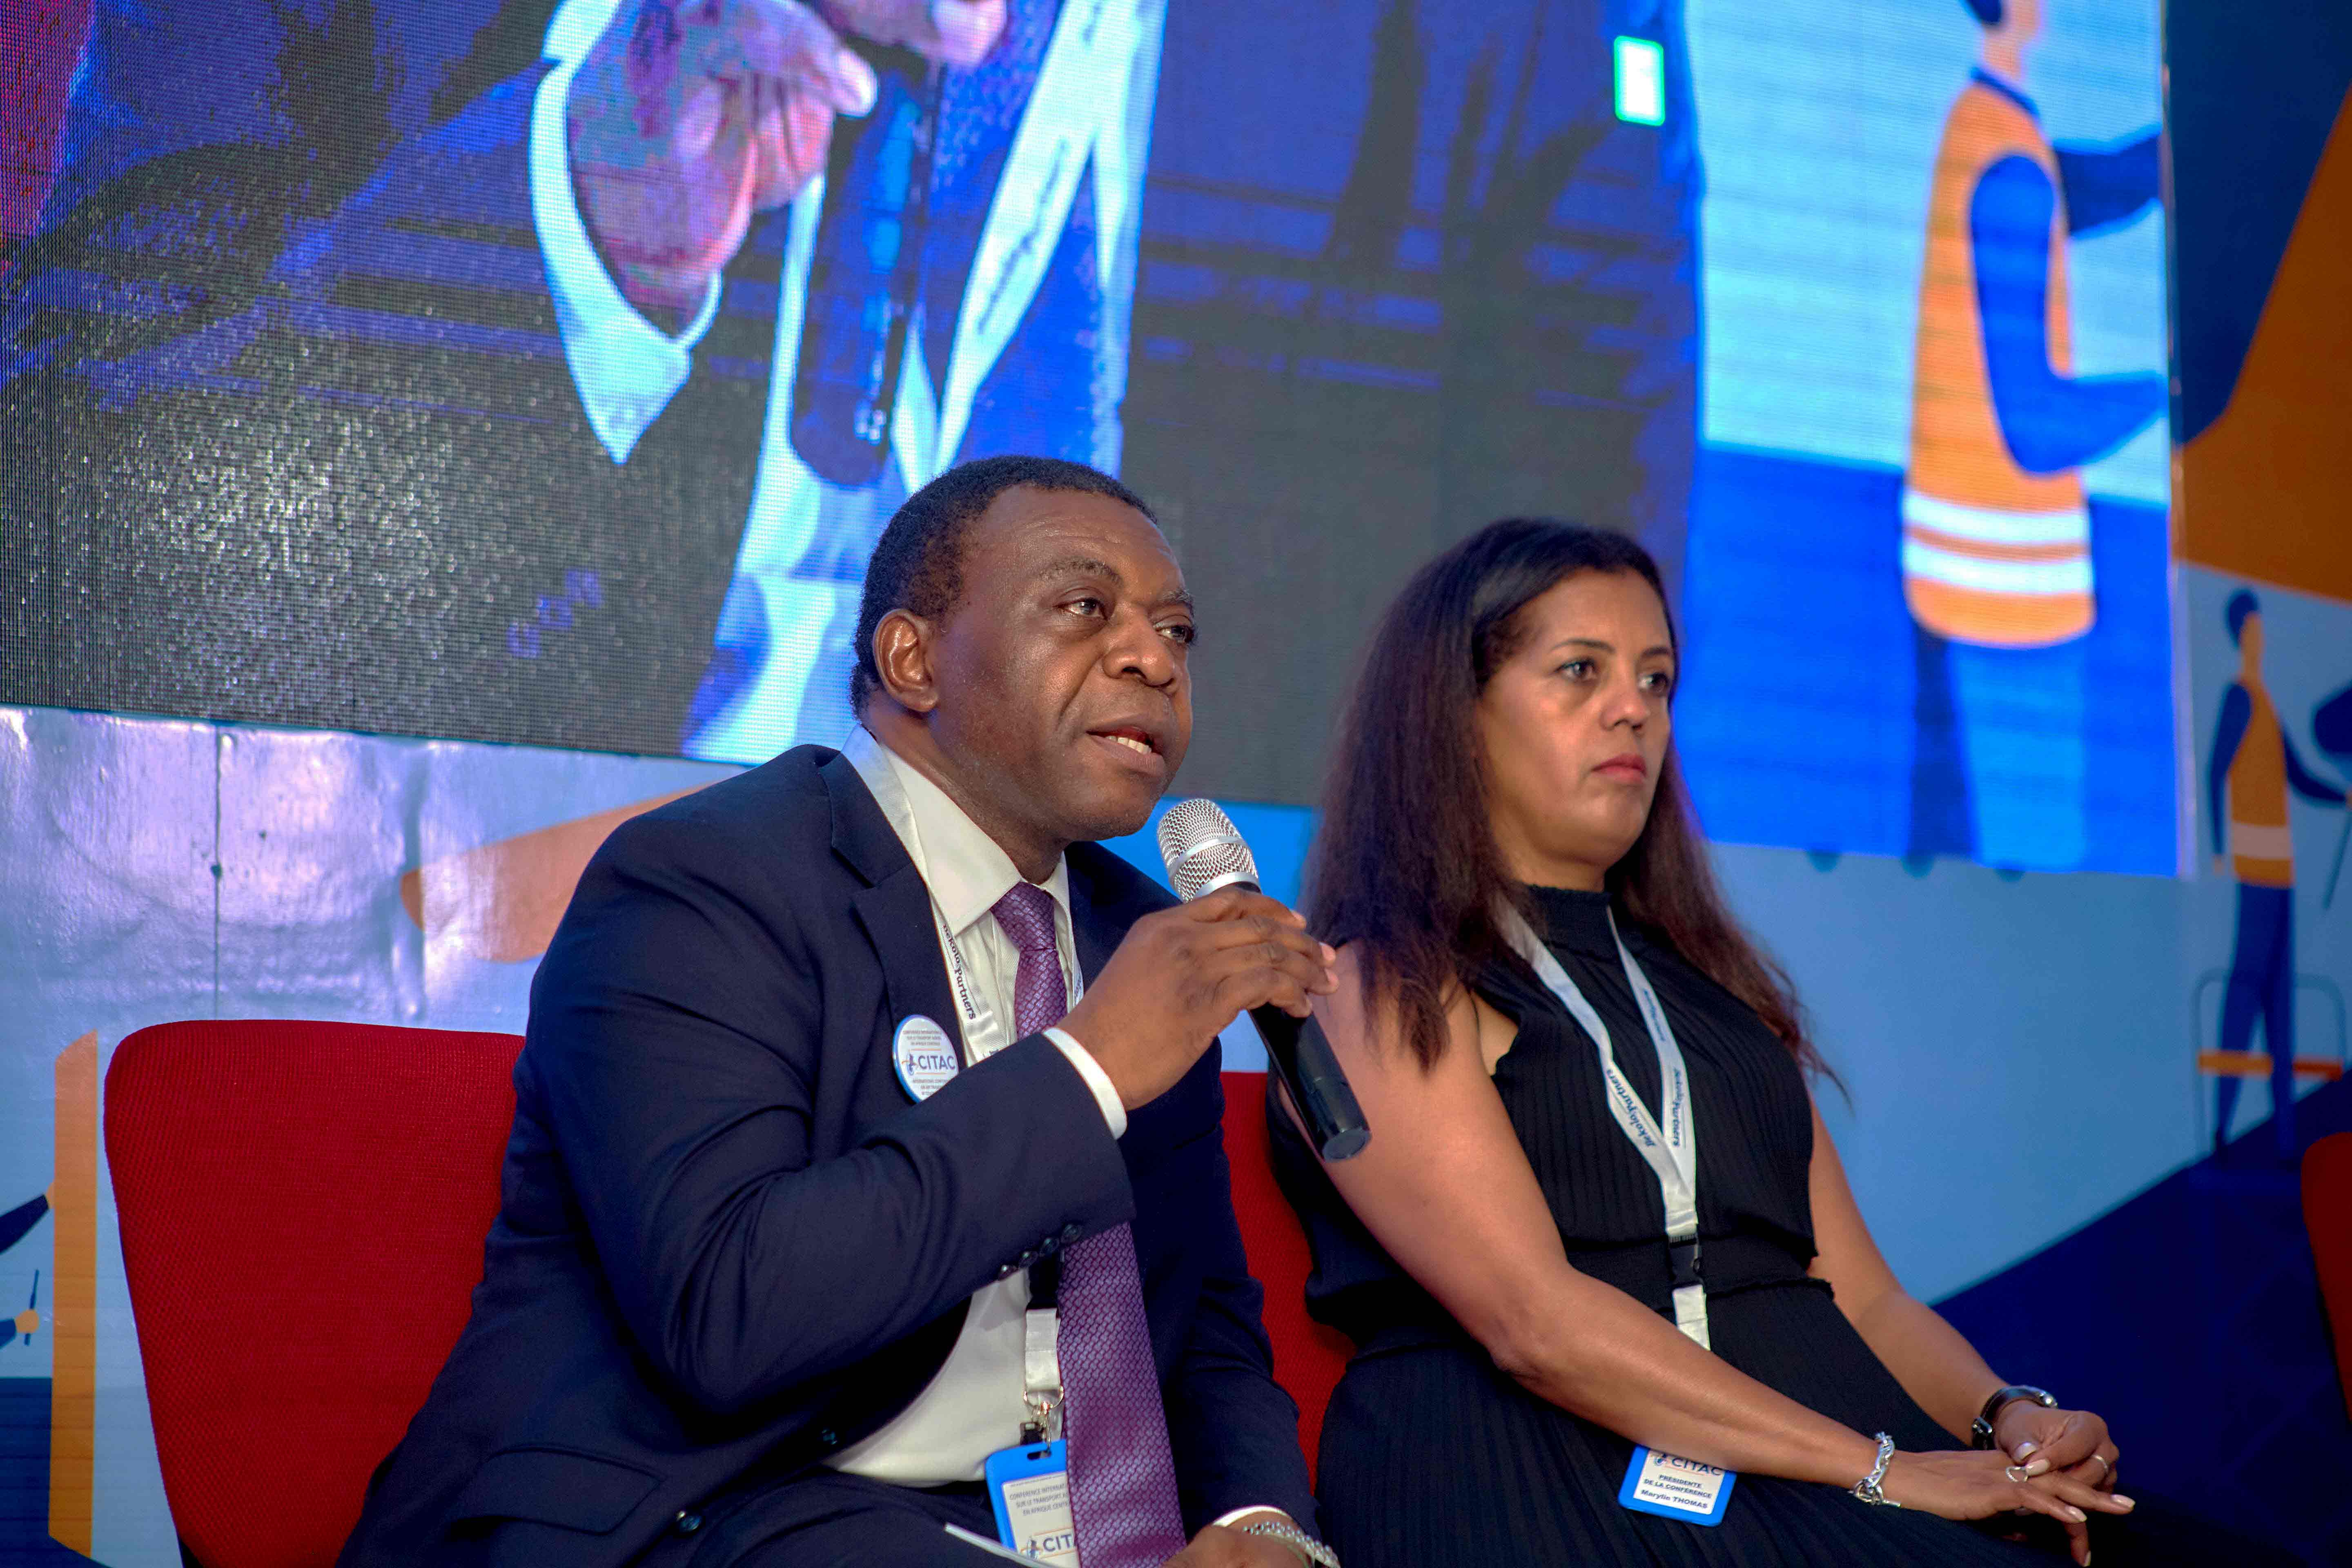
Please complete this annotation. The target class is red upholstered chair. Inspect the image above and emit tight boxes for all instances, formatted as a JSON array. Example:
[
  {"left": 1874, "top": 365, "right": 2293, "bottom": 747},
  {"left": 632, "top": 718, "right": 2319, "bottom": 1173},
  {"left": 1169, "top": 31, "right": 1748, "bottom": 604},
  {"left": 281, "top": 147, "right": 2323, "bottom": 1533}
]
[
  {"left": 101, "top": 1028, "right": 1345, "bottom": 1564},
  {"left": 105, "top": 1020, "right": 525, "bottom": 1568},
  {"left": 1220, "top": 1070, "right": 1356, "bottom": 1483},
  {"left": 2304, "top": 1131, "right": 2352, "bottom": 1419}
]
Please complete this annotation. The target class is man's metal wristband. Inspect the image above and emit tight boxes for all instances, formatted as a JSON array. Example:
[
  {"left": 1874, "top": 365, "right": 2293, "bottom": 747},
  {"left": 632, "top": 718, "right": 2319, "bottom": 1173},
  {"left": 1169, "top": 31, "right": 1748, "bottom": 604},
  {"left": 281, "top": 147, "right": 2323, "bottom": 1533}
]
[
  {"left": 1969, "top": 1384, "right": 2056, "bottom": 1450},
  {"left": 1237, "top": 1519, "right": 1341, "bottom": 1566}
]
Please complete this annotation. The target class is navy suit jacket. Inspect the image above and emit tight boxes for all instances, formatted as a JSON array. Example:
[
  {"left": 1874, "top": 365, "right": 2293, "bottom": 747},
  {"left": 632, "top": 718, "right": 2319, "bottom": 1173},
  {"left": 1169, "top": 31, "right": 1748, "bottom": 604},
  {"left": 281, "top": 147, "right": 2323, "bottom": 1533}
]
[{"left": 339, "top": 745, "right": 1314, "bottom": 1566}]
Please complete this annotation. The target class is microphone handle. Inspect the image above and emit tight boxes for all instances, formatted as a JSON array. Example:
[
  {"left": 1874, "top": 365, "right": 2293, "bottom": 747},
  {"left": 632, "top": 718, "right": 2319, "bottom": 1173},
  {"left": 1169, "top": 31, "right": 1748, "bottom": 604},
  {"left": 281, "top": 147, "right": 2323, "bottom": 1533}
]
[{"left": 1248, "top": 1004, "right": 1370, "bottom": 1162}]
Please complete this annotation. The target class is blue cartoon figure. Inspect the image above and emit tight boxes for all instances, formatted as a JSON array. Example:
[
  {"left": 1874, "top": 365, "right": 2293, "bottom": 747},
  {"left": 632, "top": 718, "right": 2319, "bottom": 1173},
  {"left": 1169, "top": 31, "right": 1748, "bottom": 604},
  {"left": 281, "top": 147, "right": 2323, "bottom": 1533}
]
[
  {"left": 2207, "top": 590, "right": 2351, "bottom": 1160},
  {"left": 0, "top": 1189, "right": 45, "bottom": 1346},
  {"left": 1903, "top": 0, "right": 2165, "bottom": 869}
]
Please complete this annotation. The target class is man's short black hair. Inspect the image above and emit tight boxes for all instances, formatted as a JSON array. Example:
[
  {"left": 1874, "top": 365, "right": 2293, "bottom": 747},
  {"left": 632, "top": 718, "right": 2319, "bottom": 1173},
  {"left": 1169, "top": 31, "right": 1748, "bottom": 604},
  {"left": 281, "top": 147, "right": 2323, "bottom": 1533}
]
[
  {"left": 1964, "top": 0, "right": 2005, "bottom": 24},
  {"left": 851, "top": 454, "right": 1156, "bottom": 712}
]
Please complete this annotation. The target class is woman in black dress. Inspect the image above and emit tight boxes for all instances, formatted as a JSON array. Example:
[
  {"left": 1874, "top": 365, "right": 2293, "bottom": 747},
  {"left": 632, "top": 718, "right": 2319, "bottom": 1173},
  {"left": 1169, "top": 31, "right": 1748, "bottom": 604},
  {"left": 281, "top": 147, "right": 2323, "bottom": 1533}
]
[{"left": 1273, "top": 521, "right": 2254, "bottom": 1566}]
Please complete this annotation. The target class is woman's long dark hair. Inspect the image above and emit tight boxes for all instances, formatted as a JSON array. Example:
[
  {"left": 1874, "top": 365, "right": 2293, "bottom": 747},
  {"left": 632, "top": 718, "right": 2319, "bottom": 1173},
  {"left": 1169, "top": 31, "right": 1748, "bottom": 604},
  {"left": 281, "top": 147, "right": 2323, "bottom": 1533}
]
[{"left": 1305, "top": 519, "right": 1828, "bottom": 1079}]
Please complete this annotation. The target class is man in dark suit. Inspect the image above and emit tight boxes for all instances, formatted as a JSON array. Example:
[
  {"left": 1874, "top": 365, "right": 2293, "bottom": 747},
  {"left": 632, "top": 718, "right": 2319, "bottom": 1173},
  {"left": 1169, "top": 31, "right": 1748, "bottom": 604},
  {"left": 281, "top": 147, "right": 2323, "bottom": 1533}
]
[{"left": 339, "top": 454, "right": 1337, "bottom": 1567}]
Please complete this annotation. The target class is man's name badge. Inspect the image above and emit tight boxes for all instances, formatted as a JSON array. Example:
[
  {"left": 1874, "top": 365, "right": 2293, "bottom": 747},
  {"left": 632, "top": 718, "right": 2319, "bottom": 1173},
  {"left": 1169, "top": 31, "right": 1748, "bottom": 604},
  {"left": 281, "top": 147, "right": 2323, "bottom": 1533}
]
[
  {"left": 893, "top": 1015, "right": 959, "bottom": 1102},
  {"left": 984, "top": 1439, "right": 1078, "bottom": 1565},
  {"left": 1619, "top": 1445, "right": 1734, "bottom": 1525}
]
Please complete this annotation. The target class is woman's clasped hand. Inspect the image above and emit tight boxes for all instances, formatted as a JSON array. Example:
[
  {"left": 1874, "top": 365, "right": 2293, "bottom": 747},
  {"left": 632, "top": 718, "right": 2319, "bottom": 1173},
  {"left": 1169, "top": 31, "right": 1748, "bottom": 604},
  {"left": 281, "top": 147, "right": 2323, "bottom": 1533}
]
[
  {"left": 1879, "top": 1441, "right": 2132, "bottom": 1567},
  {"left": 1994, "top": 1402, "right": 2122, "bottom": 1495}
]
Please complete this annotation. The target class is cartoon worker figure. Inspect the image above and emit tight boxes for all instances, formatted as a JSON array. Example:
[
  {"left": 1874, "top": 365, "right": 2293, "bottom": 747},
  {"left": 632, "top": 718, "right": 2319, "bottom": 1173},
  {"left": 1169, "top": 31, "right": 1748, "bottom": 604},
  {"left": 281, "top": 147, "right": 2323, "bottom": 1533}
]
[
  {"left": 0, "top": 1188, "right": 45, "bottom": 1343},
  {"left": 0, "top": 1190, "right": 45, "bottom": 1258},
  {"left": 1903, "top": 0, "right": 2165, "bottom": 869},
  {"left": 2208, "top": 590, "right": 2351, "bottom": 1161}
]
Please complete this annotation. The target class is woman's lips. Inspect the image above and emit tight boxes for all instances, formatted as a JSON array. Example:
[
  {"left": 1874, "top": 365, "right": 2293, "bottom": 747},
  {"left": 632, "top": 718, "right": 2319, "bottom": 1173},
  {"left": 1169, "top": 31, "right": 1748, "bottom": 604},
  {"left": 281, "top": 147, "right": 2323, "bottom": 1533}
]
[{"left": 1593, "top": 753, "right": 1648, "bottom": 781}]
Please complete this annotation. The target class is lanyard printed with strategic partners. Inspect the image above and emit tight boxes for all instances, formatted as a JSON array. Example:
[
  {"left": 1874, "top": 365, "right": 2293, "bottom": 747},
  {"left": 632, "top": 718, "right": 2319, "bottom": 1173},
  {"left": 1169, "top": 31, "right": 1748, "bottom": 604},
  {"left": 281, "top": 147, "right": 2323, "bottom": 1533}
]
[
  {"left": 927, "top": 898, "right": 1074, "bottom": 1436},
  {"left": 1497, "top": 903, "right": 1709, "bottom": 1349},
  {"left": 929, "top": 904, "right": 1082, "bottom": 1069}
]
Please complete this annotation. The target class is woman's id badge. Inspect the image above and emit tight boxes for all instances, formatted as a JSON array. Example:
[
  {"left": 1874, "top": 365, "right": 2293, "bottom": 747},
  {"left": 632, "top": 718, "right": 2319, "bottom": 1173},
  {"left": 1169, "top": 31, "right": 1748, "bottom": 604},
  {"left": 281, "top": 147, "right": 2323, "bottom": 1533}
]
[
  {"left": 1619, "top": 1445, "right": 1734, "bottom": 1525},
  {"left": 984, "top": 1440, "right": 1078, "bottom": 1564}
]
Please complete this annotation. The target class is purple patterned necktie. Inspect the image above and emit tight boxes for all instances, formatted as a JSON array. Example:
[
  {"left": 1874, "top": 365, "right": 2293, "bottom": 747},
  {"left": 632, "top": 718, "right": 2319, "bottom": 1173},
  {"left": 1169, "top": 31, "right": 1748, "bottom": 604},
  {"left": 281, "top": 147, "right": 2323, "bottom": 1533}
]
[{"left": 992, "top": 882, "right": 1188, "bottom": 1568}]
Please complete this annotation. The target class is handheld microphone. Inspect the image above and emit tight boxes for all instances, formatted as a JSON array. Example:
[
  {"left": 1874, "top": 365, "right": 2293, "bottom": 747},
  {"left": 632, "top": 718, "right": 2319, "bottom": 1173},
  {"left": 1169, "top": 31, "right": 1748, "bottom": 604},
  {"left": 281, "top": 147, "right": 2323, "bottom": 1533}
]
[
  {"left": 789, "top": 39, "right": 940, "bottom": 487},
  {"left": 1156, "top": 800, "right": 1370, "bottom": 1162}
]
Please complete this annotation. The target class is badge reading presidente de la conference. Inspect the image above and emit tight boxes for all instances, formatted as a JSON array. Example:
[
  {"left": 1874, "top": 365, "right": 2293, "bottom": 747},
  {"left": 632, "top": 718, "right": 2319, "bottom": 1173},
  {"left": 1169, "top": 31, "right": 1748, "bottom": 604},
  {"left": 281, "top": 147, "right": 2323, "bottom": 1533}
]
[{"left": 893, "top": 1015, "right": 960, "bottom": 1102}]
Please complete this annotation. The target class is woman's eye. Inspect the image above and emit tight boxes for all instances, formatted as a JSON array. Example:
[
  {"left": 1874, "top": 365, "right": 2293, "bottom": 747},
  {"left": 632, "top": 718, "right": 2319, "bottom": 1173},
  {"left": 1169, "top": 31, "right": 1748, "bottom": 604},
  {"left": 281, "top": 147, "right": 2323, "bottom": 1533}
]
[
  {"left": 1642, "top": 670, "right": 1675, "bottom": 695},
  {"left": 1559, "top": 659, "right": 1594, "bottom": 681}
]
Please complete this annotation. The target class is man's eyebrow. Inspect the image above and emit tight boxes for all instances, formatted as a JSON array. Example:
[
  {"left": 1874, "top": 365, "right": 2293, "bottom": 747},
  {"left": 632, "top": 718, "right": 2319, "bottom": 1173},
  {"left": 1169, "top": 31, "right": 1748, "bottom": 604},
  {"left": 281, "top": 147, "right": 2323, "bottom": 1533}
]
[
  {"left": 1037, "top": 556, "right": 1194, "bottom": 611},
  {"left": 1037, "top": 555, "right": 1126, "bottom": 586}
]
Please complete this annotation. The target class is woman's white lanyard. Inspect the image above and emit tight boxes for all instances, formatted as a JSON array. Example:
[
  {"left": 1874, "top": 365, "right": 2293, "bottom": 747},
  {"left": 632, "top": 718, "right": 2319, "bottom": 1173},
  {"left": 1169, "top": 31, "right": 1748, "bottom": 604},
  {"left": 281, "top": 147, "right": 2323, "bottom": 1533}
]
[
  {"left": 1497, "top": 904, "right": 1711, "bottom": 1349},
  {"left": 930, "top": 900, "right": 1082, "bottom": 1439}
]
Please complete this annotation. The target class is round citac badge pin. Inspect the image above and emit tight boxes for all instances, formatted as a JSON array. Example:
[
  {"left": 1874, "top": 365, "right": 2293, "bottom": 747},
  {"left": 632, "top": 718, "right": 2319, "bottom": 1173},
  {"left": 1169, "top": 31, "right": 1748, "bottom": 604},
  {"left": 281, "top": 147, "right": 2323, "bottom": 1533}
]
[{"left": 893, "top": 1014, "right": 960, "bottom": 1101}]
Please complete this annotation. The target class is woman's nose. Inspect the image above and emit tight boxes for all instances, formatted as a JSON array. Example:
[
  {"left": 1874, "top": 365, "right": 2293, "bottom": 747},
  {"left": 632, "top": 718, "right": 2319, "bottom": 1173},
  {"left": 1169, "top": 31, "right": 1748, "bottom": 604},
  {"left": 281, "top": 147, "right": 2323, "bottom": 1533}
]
[{"left": 1601, "top": 677, "right": 1650, "bottom": 728}]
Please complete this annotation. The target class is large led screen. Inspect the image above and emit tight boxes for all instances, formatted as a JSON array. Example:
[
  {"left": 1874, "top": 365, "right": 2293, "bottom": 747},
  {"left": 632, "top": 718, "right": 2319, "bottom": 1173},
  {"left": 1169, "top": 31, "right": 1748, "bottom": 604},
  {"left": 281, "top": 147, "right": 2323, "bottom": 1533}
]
[{"left": 2, "top": 0, "right": 2171, "bottom": 871}]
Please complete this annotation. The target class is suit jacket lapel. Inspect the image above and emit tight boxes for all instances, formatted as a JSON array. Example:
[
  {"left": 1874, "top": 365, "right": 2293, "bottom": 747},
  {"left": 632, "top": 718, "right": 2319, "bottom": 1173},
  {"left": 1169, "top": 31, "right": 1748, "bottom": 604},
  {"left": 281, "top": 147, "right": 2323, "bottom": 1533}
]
[
  {"left": 1065, "top": 846, "right": 1127, "bottom": 989},
  {"left": 822, "top": 751, "right": 967, "bottom": 1060}
]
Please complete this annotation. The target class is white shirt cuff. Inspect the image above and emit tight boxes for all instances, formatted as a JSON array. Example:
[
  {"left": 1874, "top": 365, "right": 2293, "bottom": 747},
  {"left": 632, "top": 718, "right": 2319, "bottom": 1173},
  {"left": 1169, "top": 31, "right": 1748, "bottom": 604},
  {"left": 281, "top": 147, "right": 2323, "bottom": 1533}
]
[
  {"left": 1042, "top": 1027, "right": 1127, "bottom": 1140},
  {"left": 1213, "top": 1506, "right": 1296, "bottom": 1529}
]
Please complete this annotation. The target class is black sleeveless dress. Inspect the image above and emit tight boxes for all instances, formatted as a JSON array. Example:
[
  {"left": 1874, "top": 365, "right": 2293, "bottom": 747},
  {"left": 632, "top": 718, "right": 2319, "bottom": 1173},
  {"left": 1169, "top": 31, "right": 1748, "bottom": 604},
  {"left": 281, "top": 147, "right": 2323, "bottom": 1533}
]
[{"left": 1270, "top": 885, "right": 2044, "bottom": 1567}]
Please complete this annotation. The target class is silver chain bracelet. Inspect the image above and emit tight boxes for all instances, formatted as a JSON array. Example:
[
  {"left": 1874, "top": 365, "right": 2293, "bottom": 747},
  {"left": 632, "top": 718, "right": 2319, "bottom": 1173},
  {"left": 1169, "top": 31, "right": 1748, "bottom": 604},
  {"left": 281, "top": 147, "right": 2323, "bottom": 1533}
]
[
  {"left": 1237, "top": 1518, "right": 1341, "bottom": 1566},
  {"left": 1850, "top": 1431, "right": 1902, "bottom": 1507}
]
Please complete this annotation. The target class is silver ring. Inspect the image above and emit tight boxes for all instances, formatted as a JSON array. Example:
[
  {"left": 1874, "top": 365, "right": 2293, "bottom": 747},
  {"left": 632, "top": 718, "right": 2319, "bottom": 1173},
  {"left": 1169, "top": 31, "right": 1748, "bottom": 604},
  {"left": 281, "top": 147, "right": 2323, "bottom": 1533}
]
[
  {"left": 2005, "top": 1465, "right": 2031, "bottom": 1483},
  {"left": 2085, "top": 1454, "right": 2112, "bottom": 1480}
]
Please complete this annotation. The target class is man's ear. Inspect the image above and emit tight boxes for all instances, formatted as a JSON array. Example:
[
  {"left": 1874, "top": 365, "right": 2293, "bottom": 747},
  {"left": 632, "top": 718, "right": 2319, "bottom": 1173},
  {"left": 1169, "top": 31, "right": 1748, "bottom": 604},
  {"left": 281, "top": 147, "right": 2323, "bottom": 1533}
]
[{"left": 872, "top": 608, "right": 940, "bottom": 714}]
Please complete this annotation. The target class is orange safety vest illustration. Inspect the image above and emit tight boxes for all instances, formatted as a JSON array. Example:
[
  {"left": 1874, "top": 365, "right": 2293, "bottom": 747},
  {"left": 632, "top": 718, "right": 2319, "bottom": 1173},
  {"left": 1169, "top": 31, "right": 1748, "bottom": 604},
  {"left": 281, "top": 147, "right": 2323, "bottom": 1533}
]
[
  {"left": 2227, "top": 677, "right": 2296, "bottom": 887},
  {"left": 1904, "top": 78, "right": 2091, "bottom": 648}
]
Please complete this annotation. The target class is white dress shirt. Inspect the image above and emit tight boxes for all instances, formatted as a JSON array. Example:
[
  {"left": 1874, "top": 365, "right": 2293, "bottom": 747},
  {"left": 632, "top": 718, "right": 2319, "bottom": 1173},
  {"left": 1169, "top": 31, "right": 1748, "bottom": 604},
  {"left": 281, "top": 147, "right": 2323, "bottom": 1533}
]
[
  {"left": 829, "top": 727, "right": 1125, "bottom": 1482},
  {"left": 827, "top": 731, "right": 1290, "bottom": 1534},
  {"left": 527, "top": 54, "right": 724, "bottom": 464}
]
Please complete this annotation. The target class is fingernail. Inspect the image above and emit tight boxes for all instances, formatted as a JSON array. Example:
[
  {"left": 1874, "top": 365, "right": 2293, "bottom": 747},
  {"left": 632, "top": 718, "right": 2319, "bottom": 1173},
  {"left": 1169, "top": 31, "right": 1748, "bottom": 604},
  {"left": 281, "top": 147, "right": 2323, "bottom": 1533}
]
[
  {"left": 2113, "top": 1495, "right": 2135, "bottom": 1509},
  {"left": 836, "top": 49, "right": 877, "bottom": 114},
  {"left": 931, "top": 0, "right": 997, "bottom": 60},
  {"left": 2025, "top": 1459, "right": 2050, "bottom": 1477},
  {"left": 2013, "top": 1442, "right": 2039, "bottom": 1459},
  {"left": 2067, "top": 1508, "right": 2087, "bottom": 1523},
  {"left": 1320, "top": 943, "right": 1337, "bottom": 960}
]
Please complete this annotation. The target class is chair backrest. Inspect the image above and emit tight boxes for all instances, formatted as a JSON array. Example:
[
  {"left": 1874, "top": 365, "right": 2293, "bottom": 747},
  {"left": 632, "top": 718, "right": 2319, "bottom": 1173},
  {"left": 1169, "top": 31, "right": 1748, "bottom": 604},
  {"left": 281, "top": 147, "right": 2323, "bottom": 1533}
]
[
  {"left": 2304, "top": 1131, "right": 2352, "bottom": 1419},
  {"left": 106, "top": 1020, "right": 525, "bottom": 1568},
  {"left": 102, "top": 1027, "right": 1347, "bottom": 1563},
  {"left": 1220, "top": 1070, "right": 1355, "bottom": 1481}
]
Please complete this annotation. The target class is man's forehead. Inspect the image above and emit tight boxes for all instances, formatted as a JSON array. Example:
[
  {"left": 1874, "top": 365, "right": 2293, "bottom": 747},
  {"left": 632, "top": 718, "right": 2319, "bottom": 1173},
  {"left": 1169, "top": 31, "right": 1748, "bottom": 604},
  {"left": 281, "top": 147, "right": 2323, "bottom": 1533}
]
[{"left": 969, "top": 487, "right": 1181, "bottom": 584}]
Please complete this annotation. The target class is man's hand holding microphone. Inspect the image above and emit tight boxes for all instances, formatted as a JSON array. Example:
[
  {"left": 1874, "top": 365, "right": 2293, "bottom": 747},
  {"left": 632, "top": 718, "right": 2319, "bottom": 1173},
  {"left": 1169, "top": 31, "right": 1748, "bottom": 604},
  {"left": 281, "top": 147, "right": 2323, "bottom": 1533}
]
[{"left": 1061, "top": 888, "right": 1339, "bottom": 1112}]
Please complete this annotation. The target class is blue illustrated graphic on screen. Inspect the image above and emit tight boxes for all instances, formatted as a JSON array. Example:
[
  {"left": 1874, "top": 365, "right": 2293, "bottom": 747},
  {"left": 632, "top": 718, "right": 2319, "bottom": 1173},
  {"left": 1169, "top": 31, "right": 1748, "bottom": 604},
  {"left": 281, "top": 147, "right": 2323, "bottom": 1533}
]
[
  {"left": 1675, "top": 0, "right": 2173, "bottom": 875},
  {"left": 2204, "top": 590, "right": 2351, "bottom": 1160}
]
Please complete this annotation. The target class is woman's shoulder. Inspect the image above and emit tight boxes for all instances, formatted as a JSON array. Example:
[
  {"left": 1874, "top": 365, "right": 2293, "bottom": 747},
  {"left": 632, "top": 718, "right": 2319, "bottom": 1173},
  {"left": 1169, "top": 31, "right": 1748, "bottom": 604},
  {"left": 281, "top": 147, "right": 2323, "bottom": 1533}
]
[{"left": 1322, "top": 939, "right": 1513, "bottom": 1075}]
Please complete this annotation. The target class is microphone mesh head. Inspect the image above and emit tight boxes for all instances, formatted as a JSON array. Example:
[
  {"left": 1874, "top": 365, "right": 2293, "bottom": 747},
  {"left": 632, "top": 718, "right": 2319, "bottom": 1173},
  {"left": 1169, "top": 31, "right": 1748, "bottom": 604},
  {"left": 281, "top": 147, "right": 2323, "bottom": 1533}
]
[{"left": 1156, "top": 797, "right": 1261, "bottom": 902}]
